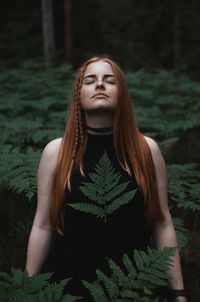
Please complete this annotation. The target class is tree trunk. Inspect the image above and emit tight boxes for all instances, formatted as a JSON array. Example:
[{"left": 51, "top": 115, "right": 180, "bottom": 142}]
[
  {"left": 41, "top": 0, "right": 55, "bottom": 70},
  {"left": 64, "top": 0, "right": 73, "bottom": 65},
  {"left": 174, "top": 0, "right": 181, "bottom": 92}
]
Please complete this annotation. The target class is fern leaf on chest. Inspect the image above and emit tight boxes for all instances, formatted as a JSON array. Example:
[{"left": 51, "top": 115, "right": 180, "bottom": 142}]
[{"left": 67, "top": 151, "right": 137, "bottom": 222}]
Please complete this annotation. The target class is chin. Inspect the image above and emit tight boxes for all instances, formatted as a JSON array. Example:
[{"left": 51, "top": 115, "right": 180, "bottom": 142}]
[{"left": 86, "top": 106, "right": 116, "bottom": 113}]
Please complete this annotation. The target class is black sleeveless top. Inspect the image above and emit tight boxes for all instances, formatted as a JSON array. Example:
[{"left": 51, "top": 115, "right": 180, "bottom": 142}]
[{"left": 41, "top": 133, "right": 152, "bottom": 300}]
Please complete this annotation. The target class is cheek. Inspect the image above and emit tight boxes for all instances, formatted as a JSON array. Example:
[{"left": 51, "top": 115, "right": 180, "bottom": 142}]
[
  {"left": 111, "top": 87, "right": 118, "bottom": 100},
  {"left": 80, "top": 88, "right": 87, "bottom": 102},
  {"left": 80, "top": 87, "right": 91, "bottom": 98},
  {"left": 80, "top": 88, "right": 90, "bottom": 108}
]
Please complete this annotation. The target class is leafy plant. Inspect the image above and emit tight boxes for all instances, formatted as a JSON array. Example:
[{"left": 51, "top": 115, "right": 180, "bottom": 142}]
[
  {"left": 68, "top": 151, "right": 137, "bottom": 222},
  {"left": 0, "top": 246, "right": 177, "bottom": 302},
  {"left": 81, "top": 246, "right": 176, "bottom": 302},
  {"left": 167, "top": 163, "right": 200, "bottom": 233},
  {"left": 0, "top": 64, "right": 199, "bottom": 301},
  {"left": 0, "top": 146, "right": 41, "bottom": 200},
  {"left": 0, "top": 268, "right": 82, "bottom": 302}
]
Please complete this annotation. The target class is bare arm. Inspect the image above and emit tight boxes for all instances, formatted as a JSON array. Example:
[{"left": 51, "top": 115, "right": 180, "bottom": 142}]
[
  {"left": 145, "top": 136, "right": 187, "bottom": 302},
  {"left": 25, "top": 138, "right": 62, "bottom": 277}
]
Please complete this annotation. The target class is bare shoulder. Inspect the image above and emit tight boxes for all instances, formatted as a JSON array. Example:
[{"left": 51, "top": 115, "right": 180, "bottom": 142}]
[
  {"left": 43, "top": 137, "right": 62, "bottom": 156},
  {"left": 144, "top": 135, "right": 159, "bottom": 152},
  {"left": 144, "top": 135, "right": 166, "bottom": 169},
  {"left": 39, "top": 138, "right": 62, "bottom": 172},
  {"left": 143, "top": 137, "right": 171, "bottom": 225},
  {"left": 35, "top": 138, "right": 63, "bottom": 230}
]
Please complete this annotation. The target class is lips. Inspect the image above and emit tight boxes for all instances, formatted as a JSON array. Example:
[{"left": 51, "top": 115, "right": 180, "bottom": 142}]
[{"left": 92, "top": 93, "right": 108, "bottom": 98}]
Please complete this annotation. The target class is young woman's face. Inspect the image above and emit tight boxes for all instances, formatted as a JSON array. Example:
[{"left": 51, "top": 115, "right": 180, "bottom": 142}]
[{"left": 80, "top": 60, "right": 118, "bottom": 113}]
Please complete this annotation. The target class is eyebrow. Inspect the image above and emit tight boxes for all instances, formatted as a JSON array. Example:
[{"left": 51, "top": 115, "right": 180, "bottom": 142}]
[{"left": 83, "top": 74, "right": 115, "bottom": 80}]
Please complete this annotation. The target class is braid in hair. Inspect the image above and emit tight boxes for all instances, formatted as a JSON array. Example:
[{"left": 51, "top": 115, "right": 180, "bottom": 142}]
[
  {"left": 72, "top": 101, "right": 79, "bottom": 160},
  {"left": 72, "top": 68, "right": 86, "bottom": 160},
  {"left": 78, "top": 102, "right": 84, "bottom": 145}
]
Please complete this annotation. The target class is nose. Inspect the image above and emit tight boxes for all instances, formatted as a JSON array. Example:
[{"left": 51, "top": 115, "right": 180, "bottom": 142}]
[{"left": 96, "top": 79, "right": 105, "bottom": 90}]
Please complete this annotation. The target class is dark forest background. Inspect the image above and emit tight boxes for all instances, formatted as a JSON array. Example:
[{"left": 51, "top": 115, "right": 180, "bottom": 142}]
[
  {"left": 0, "top": 0, "right": 200, "bottom": 301},
  {"left": 1, "top": 0, "right": 200, "bottom": 78}
]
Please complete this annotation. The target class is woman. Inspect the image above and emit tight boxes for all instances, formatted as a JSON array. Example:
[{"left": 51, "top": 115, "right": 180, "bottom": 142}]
[{"left": 26, "top": 55, "right": 188, "bottom": 301}]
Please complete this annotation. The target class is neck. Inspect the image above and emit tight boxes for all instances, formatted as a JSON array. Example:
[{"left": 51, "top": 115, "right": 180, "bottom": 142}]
[{"left": 84, "top": 111, "right": 114, "bottom": 135}]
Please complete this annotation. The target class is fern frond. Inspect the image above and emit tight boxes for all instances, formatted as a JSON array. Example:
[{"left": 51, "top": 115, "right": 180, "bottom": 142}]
[
  {"left": 0, "top": 268, "right": 81, "bottom": 302},
  {"left": 79, "top": 183, "right": 103, "bottom": 201},
  {"left": 69, "top": 152, "right": 137, "bottom": 222},
  {"left": 81, "top": 246, "right": 176, "bottom": 301},
  {"left": 123, "top": 253, "right": 137, "bottom": 279},
  {"left": 95, "top": 269, "right": 119, "bottom": 299},
  {"left": 105, "top": 256, "right": 129, "bottom": 287},
  {"left": 106, "top": 189, "right": 137, "bottom": 214},
  {"left": 81, "top": 279, "right": 108, "bottom": 302},
  {"left": 172, "top": 218, "right": 189, "bottom": 250},
  {"left": 105, "top": 181, "right": 130, "bottom": 202},
  {"left": 137, "top": 272, "right": 169, "bottom": 287},
  {"left": 0, "top": 146, "right": 40, "bottom": 200},
  {"left": 167, "top": 163, "right": 200, "bottom": 216},
  {"left": 67, "top": 202, "right": 105, "bottom": 219},
  {"left": 120, "top": 288, "right": 140, "bottom": 299}
]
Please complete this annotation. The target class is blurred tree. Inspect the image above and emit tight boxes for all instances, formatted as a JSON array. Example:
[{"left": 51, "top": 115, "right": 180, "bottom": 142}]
[
  {"left": 64, "top": 0, "right": 73, "bottom": 65},
  {"left": 41, "top": 0, "right": 55, "bottom": 69},
  {"left": 0, "top": 0, "right": 200, "bottom": 79},
  {"left": 173, "top": 0, "right": 181, "bottom": 91}
]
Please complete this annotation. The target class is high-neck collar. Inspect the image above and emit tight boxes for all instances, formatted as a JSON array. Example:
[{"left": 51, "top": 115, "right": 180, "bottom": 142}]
[
  {"left": 85, "top": 125, "right": 113, "bottom": 134},
  {"left": 87, "top": 132, "right": 113, "bottom": 137},
  {"left": 86, "top": 132, "right": 114, "bottom": 146}
]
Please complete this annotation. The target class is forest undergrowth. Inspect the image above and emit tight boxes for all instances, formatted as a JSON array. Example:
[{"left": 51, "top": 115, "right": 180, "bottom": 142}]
[{"left": 0, "top": 61, "right": 199, "bottom": 301}]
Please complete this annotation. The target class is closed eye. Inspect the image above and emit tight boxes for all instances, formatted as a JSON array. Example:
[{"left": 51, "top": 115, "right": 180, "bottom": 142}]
[
  {"left": 84, "top": 82, "right": 93, "bottom": 84},
  {"left": 84, "top": 80, "right": 115, "bottom": 85},
  {"left": 107, "top": 81, "right": 115, "bottom": 84}
]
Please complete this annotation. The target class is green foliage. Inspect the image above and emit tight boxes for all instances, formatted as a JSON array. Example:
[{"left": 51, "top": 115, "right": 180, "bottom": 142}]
[
  {"left": 81, "top": 246, "right": 176, "bottom": 301},
  {"left": 68, "top": 151, "right": 137, "bottom": 222},
  {"left": 0, "top": 146, "right": 41, "bottom": 200},
  {"left": 0, "top": 246, "right": 176, "bottom": 301},
  {"left": 0, "top": 64, "right": 199, "bottom": 301},
  {"left": 0, "top": 63, "right": 74, "bottom": 148},
  {"left": 0, "top": 268, "right": 82, "bottom": 302},
  {"left": 125, "top": 69, "right": 200, "bottom": 143},
  {"left": 172, "top": 218, "right": 189, "bottom": 251},
  {"left": 167, "top": 163, "right": 200, "bottom": 219}
]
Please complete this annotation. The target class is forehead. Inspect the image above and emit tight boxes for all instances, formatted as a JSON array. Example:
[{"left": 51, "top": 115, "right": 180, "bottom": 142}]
[{"left": 84, "top": 61, "right": 114, "bottom": 76}]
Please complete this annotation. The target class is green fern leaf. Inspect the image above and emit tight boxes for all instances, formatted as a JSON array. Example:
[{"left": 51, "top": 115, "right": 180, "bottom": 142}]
[
  {"left": 95, "top": 268, "right": 119, "bottom": 299},
  {"left": 120, "top": 288, "right": 140, "bottom": 299},
  {"left": 105, "top": 257, "right": 129, "bottom": 287},
  {"left": 68, "top": 151, "right": 137, "bottom": 222},
  {"left": 80, "top": 246, "right": 177, "bottom": 301},
  {"left": 67, "top": 202, "right": 105, "bottom": 219},
  {"left": 143, "top": 268, "right": 169, "bottom": 280},
  {"left": 0, "top": 146, "right": 40, "bottom": 200},
  {"left": 12, "top": 268, "right": 24, "bottom": 288},
  {"left": 172, "top": 218, "right": 189, "bottom": 249},
  {"left": 138, "top": 272, "right": 169, "bottom": 286},
  {"left": 107, "top": 189, "right": 137, "bottom": 214},
  {"left": 144, "top": 286, "right": 152, "bottom": 295},
  {"left": 81, "top": 279, "right": 108, "bottom": 302},
  {"left": 123, "top": 253, "right": 137, "bottom": 279},
  {"left": 105, "top": 181, "right": 130, "bottom": 202},
  {"left": 79, "top": 183, "right": 101, "bottom": 202},
  {"left": 134, "top": 249, "right": 146, "bottom": 270}
]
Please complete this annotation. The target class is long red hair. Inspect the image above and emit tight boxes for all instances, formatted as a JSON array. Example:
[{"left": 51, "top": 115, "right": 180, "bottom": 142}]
[{"left": 50, "top": 55, "right": 165, "bottom": 235}]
